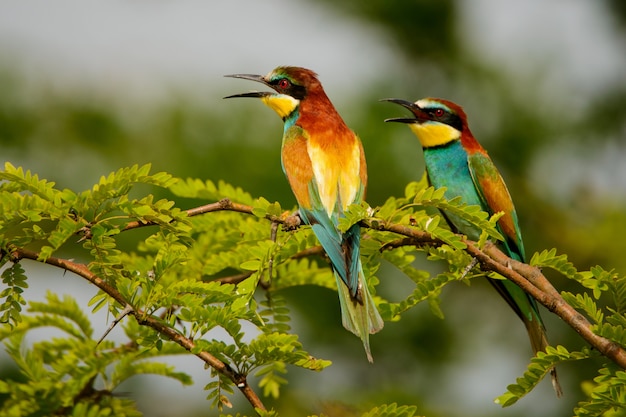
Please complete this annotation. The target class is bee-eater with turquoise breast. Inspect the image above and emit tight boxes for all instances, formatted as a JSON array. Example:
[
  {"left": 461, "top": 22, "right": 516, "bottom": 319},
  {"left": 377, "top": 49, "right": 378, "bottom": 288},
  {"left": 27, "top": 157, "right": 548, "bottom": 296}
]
[
  {"left": 224, "top": 66, "right": 384, "bottom": 361},
  {"left": 383, "top": 97, "right": 561, "bottom": 395}
]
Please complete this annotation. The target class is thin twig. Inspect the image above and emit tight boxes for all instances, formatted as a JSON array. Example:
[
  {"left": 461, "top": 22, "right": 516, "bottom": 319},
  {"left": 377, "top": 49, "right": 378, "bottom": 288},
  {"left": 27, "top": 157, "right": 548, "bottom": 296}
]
[
  {"left": 213, "top": 271, "right": 255, "bottom": 285},
  {"left": 97, "top": 303, "right": 134, "bottom": 345},
  {"left": 122, "top": 199, "right": 260, "bottom": 232}
]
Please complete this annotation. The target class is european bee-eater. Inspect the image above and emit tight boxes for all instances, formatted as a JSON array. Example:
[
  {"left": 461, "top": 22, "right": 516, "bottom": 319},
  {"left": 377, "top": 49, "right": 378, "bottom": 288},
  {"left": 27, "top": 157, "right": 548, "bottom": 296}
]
[
  {"left": 224, "top": 66, "right": 384, "bottom": 361},
  {"left": 383, "top": 97, "right": 561, "bottom": 395}
]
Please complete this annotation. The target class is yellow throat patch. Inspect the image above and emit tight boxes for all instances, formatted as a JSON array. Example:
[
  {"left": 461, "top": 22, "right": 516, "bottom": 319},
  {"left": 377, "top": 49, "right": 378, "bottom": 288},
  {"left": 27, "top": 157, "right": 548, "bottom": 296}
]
[
  {"left": 262, "top": 94, "right": 300, "bottom": 119},
  {"left": 408, "top": 122, "right": 461, "bottom": 148}
]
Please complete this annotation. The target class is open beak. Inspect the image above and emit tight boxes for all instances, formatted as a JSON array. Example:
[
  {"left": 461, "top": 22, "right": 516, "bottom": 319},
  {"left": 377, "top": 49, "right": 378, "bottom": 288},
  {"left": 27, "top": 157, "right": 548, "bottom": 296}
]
[
  {"left": 223, "top": 74, "right": 273, "bottom": 99},
  {"left": 381, "top": 98, "right": 426, "bottom": 123},
  {"left": 223, "top": 91, "right": 272, "bottom": 99}
]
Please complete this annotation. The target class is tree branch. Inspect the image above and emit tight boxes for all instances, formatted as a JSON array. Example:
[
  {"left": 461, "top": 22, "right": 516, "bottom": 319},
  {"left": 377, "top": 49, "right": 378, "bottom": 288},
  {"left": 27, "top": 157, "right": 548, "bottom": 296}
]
[
  {"left": 7, "top": 247, "right": 267, "bottom": 413},
  {"left": 122, "top": 198, "right": 259, "bottom": 232},
  {"left": 122, "top": 198, "right": 626, "bottom": 369},
  {"left": 476, "top": 241, "right": 626, "bottom": 368},
  {"left": 12, "top": 196, "right": 626, "bottom": 412},
  {"left": 361, "top": 218, "right": 626, "bottom": 370}
]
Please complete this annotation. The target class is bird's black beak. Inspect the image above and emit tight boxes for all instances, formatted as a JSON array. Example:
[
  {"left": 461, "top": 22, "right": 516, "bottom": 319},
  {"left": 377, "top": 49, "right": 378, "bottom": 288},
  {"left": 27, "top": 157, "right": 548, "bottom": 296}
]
[
  {"left": 225, "top": 73, "right": 266, "bottom": 83},
  {"left": 223, "top": 91, "right": 272, "bottom": 99},
  {"left": 380, "top": 98, "right": 425, "bottom": 123},
  {"left": 223, "top": 74, "right": 273, "bottom": 99}
]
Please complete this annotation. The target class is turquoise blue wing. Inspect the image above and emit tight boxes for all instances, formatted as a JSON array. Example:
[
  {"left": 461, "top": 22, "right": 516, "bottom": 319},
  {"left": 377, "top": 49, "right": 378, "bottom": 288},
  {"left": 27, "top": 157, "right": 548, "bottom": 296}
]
[{"left": 299, "top": 180, "right": 360, "bottom": 297}]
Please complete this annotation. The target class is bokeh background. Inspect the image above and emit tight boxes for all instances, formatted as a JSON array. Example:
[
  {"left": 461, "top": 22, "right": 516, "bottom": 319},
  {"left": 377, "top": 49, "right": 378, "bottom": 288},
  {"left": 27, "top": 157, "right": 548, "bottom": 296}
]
[{"left": 1, "top": 1, "right": 626, "bottom": 416}]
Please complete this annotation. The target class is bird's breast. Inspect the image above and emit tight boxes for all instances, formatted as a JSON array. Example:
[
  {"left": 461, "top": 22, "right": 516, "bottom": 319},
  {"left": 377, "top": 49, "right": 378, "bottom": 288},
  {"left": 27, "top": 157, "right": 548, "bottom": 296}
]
[
  {"left": 424, "top": 141, "right": 483, "bottom": 238},
  {"left": 306, "top": 129, "right": 363, "bottom": 217}
]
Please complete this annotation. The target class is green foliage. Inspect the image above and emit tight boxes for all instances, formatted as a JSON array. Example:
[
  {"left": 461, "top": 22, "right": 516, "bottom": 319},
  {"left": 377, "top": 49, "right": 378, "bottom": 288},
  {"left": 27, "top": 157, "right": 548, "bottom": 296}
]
[
  {"left": 258, "top": 293, "right": 292, "bottom": 334},
  {"left": 0, "top": 163, "right": 337, "bottom": 416},
  {"left": 1, "top": 163, "right": 626, "bottom": 416},
  {"left": 575, "top": 367, "right": 626, "bottom": 417},
  {"left": 0, "top": 292, "right": 170, "bottom": 417},
  {"left": 372, "top": 181, "right": 499, "bottom": 321},
  {"left": 170, "top": 177, "right": 255, "bottom": 205},
  {"left": 496, "top": 345, "right": 591, "bottom": 407},
  {"left": 405, "top": 183, "right": 505, "bottom": 245},
  {"left": 360, "top": 403, "right": 421, "bottom": 417},
  {"left": 496, "top": 247, "right": 626, "bottom": 414},
  {"left": 378, "top": 245, "right": 455, "bottom": 321},
  {"left": 0, "top": 261, "right": 27, "bottom": 327},
  {"left": 531, "top": 248, "right": 584, "bottom": 282},
  {"left": 222, "top": 402, "right": 422, "bottom": 417}
]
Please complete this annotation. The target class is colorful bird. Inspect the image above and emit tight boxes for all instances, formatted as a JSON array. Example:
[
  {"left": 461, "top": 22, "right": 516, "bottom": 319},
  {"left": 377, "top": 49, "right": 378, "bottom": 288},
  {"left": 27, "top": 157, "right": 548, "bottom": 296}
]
[
  {"left": 383, "top": 97, "right": 561, "bottom": 395},
  {"left": 224, "top": 66, "right": 384, "bottom": 361}
]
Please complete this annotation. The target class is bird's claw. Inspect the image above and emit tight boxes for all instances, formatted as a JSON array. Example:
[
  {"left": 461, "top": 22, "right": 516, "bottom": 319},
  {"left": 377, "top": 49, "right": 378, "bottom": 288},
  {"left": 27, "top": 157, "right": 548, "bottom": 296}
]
[{"left": 282, "top": 212, "right": 302, "bottom": 231}]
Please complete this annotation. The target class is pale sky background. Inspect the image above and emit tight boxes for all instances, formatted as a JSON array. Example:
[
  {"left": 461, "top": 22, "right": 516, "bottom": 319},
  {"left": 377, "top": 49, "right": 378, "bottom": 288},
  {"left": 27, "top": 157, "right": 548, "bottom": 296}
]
[
  {"left": 0, "top": 0, "right": 623, "bottom": 100},
  {"left": 1, "top": 0, "right": 624, "bottom": 205},
  {"left": 0, "top": 1, "right": 625, "bottom": 416}
]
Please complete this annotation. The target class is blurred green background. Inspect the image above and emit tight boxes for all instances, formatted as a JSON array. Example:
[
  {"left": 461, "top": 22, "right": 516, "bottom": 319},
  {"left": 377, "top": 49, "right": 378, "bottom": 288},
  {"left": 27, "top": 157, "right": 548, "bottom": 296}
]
[{"left": 1, "top": 1, "right": 626, "bottom": 416}]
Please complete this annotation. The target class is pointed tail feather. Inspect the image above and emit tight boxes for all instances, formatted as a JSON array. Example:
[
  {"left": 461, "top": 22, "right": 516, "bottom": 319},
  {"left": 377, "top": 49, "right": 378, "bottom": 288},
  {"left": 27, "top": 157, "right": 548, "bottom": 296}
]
[
  {"left": 489, "top": 278, "right": 562, "bottom": 396},
  {"left": 524, "top": 318, "right": 563, "bottom": 397},
  {"left": 306, "top": 212, "right": 383, "bottom": 360},
  {"left": 335, "top": 270, "right": 384, "bottom": 362}
]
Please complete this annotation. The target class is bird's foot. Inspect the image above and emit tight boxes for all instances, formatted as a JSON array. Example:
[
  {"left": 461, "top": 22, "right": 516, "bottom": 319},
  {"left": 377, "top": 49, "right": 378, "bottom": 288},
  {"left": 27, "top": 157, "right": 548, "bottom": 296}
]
[{"left": 282, "top": 212, "right": 302, "bottom": 231}]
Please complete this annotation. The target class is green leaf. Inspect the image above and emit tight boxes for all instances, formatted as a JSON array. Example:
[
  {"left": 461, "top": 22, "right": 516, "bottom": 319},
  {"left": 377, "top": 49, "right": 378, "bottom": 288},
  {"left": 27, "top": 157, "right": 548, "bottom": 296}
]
[
  {"left": 530, "top": 248, "right": 583, "bottom": 281},
  {"left": 240, "top": 260, "right": 261, "bottom": 271},
  {"left": 0, "top": 262, "right": 28, "bottom": 328},
  {"left": 408, "top": 186, "right": 504, "bottom": 242},
  {"left": 13, "top": 292, "right": 93, "bottom": 340},
  {"left": 496, "top": 345, "right": 590, "bottom": 407},
  {"left": 574, "top": 366, "right": 626, "bottom": 417},
  {"left": 595, "top": 323, "right": 626, "bottom": 346},
  {"left": 111, "top": 358, "right": 192, "bottom": 388},
  {"left": 338, "top": 202, "right": 370, "bottom": 233},
  {"left": 256, "top": 361, "right": 287, "bottom": 399},
  {"left": 169, "top": 177, "right": 254, "bottom": 205},
  {"left": 378, "top": 272, "right": 455, "bottom": 321},
  {"left": 561, "top": 291, "right": 604, "bottom": 325},
  {"left": 361, "top": 403, "right": 420, "bottom": 417}
]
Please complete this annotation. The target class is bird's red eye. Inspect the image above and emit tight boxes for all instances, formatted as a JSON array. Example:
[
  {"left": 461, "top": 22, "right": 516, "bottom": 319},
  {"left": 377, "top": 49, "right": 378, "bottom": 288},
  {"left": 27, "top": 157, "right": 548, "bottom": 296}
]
[
  {"left": 278, "top": 79, "right": 290, "bottom": 89},
  {"left": 434, "top": 108, "right": 445, "bottom": 117}
]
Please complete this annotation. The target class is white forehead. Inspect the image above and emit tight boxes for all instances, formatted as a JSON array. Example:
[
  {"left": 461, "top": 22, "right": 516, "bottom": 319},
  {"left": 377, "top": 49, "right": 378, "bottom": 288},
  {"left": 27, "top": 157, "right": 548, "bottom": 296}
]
[{"left": 415, "top": 98, "right": 450, "bottom": 112}]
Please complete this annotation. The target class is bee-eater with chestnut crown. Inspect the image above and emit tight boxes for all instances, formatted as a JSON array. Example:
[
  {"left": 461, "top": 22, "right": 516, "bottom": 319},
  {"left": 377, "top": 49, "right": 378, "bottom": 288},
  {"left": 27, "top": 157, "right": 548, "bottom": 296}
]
[
  {"left": 225, "top": 66, "right": 384, "bottom": 361},
  {"left": 383, "top": 97, "right": 562, "bottom": 395}
]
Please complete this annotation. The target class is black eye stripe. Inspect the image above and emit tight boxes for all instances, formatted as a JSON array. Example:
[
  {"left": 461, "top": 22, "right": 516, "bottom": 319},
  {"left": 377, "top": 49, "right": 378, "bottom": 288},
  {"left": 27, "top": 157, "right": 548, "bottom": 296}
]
[
  {"left": 269, "top": 78, "right": 307, "bottom": 100},
  {"left": 423, "top": 107, "right": 463, "bottom": 131}
]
